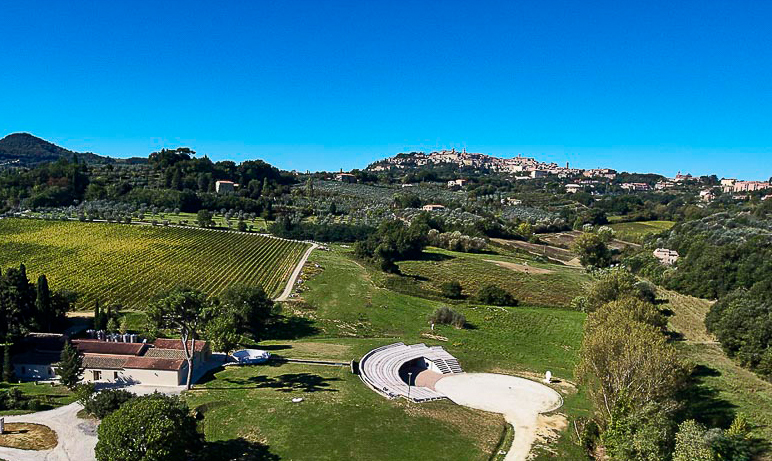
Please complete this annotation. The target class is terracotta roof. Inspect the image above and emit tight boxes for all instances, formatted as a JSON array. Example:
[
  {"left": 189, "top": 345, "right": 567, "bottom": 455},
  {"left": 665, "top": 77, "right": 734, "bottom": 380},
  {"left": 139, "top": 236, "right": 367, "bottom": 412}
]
[
  {"left": 82, "top": 354, "right": 129, "bottom": 370},
  {"left": 72, "top": 340, "right": 146, "bottom": 356},
  {"left": 123, "top": 356, "right": 185, "bottom": 371},
  {"left": 144, "top": 348, "right": 186, "bottom": 359},
  {"left": 151, "top": 338, "right": 208, "bottom": 352}
]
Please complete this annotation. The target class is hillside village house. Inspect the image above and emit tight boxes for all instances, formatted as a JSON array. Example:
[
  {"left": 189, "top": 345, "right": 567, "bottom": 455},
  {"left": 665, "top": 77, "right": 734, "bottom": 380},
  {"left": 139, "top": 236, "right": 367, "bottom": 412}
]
[
  {"left": 215, "top": 180, "right": 237, "bottom": 194},
  {"left": 421, "top": 204, "right": 446, "bottom": 211},
  {"left": 723, "top": 180, "right": 770, "bottom": 193},
  {"left": 447, "top": 179, "right": 467, "bottom": 188},
  {"left": 583, "top": 168, "right": 617, "bottom": 180},
  {"left": 700, "top": 189, "right": 716, "bottom": 202},
  {"left": 13, "top": 334, "right": 212, "bottom": 387},
  {"left": 653, "top": 248, "right": 679, "bottom": 265},
  {"left": 621, "top": 183, "right": 650, "bottom": 191},
  {"left": 335, "top": 173, "right": 357, "bottom": 183},
  {"left": 501, "top": 197, "right": 523, "bottom": 205},
  {"left": 565, "top": 184, "right": 582, "bottom": 194}
]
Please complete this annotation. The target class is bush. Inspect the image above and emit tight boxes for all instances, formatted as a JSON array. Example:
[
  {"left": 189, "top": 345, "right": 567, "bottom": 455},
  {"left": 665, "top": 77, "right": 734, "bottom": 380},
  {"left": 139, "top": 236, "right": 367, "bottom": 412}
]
[
  {"left": 475, "top": 284, "right": 518, "bottom": 306},
  {"left": 429, "top": 306, "right": 466, "bottom": 329},
  {"left": 85, "top": 389, "right": 136, "bottom": 419},
  {"left": 440, "top": 280, "right": 463, "bottom": 299},
  {"left": 95, "top": 393, "right": 200, "bottom": 461}
]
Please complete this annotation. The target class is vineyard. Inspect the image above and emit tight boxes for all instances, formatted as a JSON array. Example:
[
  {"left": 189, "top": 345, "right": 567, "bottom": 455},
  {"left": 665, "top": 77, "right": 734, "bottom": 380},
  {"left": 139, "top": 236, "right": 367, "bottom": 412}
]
[{"left": 0, "top": 218, "right": 310, "bottom": 309}]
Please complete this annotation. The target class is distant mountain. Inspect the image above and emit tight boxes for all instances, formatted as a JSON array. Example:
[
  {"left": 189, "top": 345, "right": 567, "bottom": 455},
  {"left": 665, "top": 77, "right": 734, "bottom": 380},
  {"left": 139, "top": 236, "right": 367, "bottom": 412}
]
[{"left": 0, "top": 133, "right": 146, "bottom": 167}]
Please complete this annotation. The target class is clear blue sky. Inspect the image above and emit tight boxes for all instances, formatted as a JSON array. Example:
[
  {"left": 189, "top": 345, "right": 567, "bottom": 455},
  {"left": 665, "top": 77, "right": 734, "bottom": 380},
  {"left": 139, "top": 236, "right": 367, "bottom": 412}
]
[{"left": 2, "top": 1, "right": 770, "bottom": 179}]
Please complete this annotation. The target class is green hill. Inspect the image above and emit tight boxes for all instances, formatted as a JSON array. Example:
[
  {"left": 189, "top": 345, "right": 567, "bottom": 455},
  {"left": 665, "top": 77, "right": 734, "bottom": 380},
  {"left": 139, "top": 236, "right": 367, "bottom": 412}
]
[{"left": 0, "top": 132, "right": 145, "bottom": 166}]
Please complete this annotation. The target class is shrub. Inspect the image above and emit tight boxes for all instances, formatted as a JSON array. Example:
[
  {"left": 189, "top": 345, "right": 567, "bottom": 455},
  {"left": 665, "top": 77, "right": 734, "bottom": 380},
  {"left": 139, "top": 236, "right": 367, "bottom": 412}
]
[
  {"left": 440, "top": 280, "right": 463, "bottom": 299},
  {"left": 429, "top": 306, "right": 466, "bottom": 329},
  {"left": 85, "top": 389, "right": 136, "bottom": 419},
  {"left": 475, "top": 284, "right": 518, "bottom": 306}
]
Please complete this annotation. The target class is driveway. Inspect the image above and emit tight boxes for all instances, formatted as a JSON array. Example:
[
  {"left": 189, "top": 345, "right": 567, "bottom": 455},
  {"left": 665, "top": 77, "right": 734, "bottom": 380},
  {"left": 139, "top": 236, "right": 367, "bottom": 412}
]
[
  {"left": 0, "top": 402, "right": 96, "bottom": 461},
  {"left": 435, "top": 373, "right": 563, "bottom": 461}
]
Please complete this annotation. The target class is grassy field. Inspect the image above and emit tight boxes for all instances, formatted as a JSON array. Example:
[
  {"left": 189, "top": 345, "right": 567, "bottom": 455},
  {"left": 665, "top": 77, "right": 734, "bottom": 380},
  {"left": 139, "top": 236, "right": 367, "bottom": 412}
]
[
  {"left": 609, "top": 220, "right": 675, "bottom": 243},
  {"left": 0, "top": 218, "right": 309, "bottom": 309},
  {"left": 661, "top": 288, "right": 772, "bottom": 458},
  {"left": 184, "top": 245, "right": 590, "bottom": 460},
  {"left": 186, "top": 362, "right": 506, "bottom": 461},
  {"left": 0, "top": 382, "right": 76, "bottom": 416},
  {"left": 394, "top": 247, "right": 590, "bottom": 308}
]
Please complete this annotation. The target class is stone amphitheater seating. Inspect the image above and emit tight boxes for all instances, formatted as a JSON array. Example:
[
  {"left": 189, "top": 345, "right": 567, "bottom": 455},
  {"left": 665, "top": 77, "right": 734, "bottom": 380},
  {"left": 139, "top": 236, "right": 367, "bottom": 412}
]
[{"left": 359, "top": 343, "right": 464, "bottom": 402}]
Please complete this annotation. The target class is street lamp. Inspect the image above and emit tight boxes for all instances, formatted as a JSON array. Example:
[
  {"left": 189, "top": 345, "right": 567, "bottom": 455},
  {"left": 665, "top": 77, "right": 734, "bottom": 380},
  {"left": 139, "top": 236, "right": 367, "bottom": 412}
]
[{"left": 407, "top": 372, "right": 413, "bottom": 401}]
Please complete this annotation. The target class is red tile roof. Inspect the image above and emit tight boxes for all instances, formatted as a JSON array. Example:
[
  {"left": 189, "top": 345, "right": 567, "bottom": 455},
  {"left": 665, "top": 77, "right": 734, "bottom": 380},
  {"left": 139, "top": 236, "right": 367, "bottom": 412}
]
[
  {"left": 72, "top": 340, "right": 146, "bottom": 356},
  {"left": 151, "top": 338, "right": 208, "bottom": 352},
  {"left": 123, "top": 356, "right": 185, "bottom": 371}
]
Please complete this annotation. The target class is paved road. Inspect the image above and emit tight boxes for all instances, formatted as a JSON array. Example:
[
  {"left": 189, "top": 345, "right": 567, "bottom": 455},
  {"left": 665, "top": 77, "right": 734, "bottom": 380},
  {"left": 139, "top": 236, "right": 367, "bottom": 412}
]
[
  {"left": 275, "top": 243, "right": 318, "bottom": 301},
  {"left": 435, "top": 373, "right": 562, "bottom": 461}
]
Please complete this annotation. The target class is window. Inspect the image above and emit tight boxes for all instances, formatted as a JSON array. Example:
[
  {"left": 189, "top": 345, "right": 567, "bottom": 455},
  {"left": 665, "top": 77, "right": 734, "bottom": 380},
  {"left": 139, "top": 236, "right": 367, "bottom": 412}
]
[
  {"left": 114, "top": 372, "right": 120, "bottom": 380},
  {"left": 93, "top": 370, "right": 102, "bottom": 381}
]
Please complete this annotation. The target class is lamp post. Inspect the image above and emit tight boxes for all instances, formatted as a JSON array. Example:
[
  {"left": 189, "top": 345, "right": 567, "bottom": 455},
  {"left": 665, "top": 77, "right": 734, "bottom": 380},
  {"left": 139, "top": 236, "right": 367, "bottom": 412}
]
[{"left": 407, "top": 372, "right": 413, "bottom": 401}]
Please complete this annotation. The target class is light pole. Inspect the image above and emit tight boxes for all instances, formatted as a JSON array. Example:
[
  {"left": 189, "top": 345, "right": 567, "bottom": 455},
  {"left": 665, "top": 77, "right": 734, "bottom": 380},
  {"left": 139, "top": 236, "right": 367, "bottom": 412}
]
[{"left": 407, "top": 372, "right": 413, "bottom": 401}]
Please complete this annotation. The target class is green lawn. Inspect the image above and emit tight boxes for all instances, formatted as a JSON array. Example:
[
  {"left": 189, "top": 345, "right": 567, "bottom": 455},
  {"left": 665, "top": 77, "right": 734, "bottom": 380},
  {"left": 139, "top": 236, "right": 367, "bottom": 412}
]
[
  {"left": 394, "top": 247, "right": 590, "bottom": 308},
  {"left": 0, "top": 382, "right": 76, "bottom": 416},
  {"left": 609, "top": 220, "right": 675, "bottom": 243},
  {"left": 186, "top": 363, "right": 506, "bottom": 461},
  {"left": 0, "top": 218, "right": 308, "bottom": 309}
]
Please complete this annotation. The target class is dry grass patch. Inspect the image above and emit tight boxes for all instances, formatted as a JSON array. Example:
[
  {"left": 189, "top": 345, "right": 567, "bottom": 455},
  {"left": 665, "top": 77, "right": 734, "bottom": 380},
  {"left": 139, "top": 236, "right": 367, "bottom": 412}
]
[{"left": 0, "top": 423, "right": 58, "bottom": 450}]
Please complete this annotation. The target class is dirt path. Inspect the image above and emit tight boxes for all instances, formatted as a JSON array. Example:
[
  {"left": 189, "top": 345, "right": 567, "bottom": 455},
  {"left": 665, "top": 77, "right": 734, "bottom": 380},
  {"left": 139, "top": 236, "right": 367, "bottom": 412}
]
[
  {"left": 275, "top": 243, "right": 318, "bottom": 301},
  {"left": 435, "top": 373, "right": 563, "bottom": 461},
  {"left": 484, "top": 259, "right": 554, "bottom": 274}
]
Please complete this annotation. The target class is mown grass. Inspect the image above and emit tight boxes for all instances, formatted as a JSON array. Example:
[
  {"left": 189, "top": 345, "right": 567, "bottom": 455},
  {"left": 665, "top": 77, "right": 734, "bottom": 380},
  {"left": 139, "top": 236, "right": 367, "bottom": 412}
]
[
  {"left": 0, "top": 218, "right": 308, "bottom": 309},
  {"left": 609, "top": 220, "right": 675, "bottom": 243},
  {"left": 0, "top": 382, "right": 76, "bottom": 416},
  {"left": 185, "top": 363, "right": 506, "bottom": 461}
]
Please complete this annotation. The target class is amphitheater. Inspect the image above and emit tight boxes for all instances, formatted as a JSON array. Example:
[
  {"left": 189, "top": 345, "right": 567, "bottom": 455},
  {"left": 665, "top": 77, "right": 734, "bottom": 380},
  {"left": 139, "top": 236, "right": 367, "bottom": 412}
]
[{"left": 359, "top": 342, "right": 463, "bottom": 402}]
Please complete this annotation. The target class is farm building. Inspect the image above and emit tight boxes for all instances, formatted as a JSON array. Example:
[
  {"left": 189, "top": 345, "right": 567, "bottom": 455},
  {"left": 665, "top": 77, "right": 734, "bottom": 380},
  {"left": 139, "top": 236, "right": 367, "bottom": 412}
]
[
  {"left": 565, "top": 184, "right": 582, "bottom": 194},
  {"left": 447, "top": 179, "right": 467, "bottom": 189},
  {"left": 335, "top": 173, "right": 357, "bottom": 183},
  {"left": 215, "top": 180, "right": 237, "bottom": 194},
  {"left": 13, "top": 334, "right": 212, "bottom": 387},
  {"left": 421, "top": 204, "right": 446, "bottom": 211},
  {"left": 653, "top": 248, "right": 679, "bottom": 265}
]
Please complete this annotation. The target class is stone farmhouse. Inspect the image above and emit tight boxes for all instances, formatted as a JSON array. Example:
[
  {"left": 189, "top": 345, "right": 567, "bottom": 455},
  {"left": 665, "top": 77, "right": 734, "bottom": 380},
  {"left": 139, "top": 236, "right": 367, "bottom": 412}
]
[
  {"left": 215, "top": 180, "right": 237, "bottom": 194},
  {"left": 653, "top": 248, "right": 679, "bottom": 265},
  {"left": 13, "top": 333, "right": 212, "bottom": 387}
]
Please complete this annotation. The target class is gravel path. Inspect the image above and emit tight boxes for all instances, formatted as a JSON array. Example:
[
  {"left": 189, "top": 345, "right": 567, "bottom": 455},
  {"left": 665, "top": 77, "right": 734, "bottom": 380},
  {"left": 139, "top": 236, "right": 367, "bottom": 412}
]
[
  {"left": 275, "top": 243, "right": 318, "bottom": 301},
  {"left": 0, "top": 403, "right": 96, "bottom": 461},
  {"left": 435, "top": 373, "right": 562, "bottom": 461}
]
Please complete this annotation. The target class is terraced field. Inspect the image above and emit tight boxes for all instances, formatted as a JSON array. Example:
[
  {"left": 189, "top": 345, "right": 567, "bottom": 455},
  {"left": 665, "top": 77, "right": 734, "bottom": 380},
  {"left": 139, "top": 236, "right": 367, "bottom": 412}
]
[{"left": 0, "top": 218, "right": 310, "bottom": 309}]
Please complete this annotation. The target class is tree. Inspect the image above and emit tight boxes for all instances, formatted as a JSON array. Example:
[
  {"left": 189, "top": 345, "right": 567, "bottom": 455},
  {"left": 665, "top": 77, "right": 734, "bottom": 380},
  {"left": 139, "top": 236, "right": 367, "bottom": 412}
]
[
  {"left": 146, "top": 288, "right": 209, "bottom": 389},
  {"left": 58, "top": 341, "right": 83, "bottom": 389},
  {"left": 95, "top": 393, "right": 200, "bottom": 461},
  {"left": 2, "top": 345, "right": 13, "bottom": 382},
  {"left": 428, "top": 306, "right": 466, "bottom": 329},
  {"left": 94, "top": 300, "right": 101, "bottom": 330},
  {"left": 585, "top": 268, "right": 655, "bottom": 312},
  {"left": 197, "top": 209, "right": 214, "bottom": 228},
  {"left": 35, "top": 274, "right": 51, "bottom": 331},
  {"left": 573, "top": 232, "right": 612, "bottom": 269},
  {"left": 83, "top": 389, "right": 136, "bottom": 419},
  {"left": 576, "top": 316, "right": 688, "bottom": 426},
  {"left": 440, "top": 280, "right": 463, "bottom": 299},
  {"left": 475, "top": 284, "right": 518, "bottom": 306},
  {"left": 237, "top": 220, "right": 247, "bottom": 232},
  {"left": 673, "top": 420, "right": 715, "bottom": 461},
  {"left": 218, "top": 286, "right": 278, "bottom": 342}
]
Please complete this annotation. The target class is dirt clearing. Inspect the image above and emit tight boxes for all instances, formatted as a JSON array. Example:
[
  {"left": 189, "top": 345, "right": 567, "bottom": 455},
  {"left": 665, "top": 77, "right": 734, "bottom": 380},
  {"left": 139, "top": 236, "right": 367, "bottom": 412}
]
[{"left": 485, "top": 260, "right": 554, "bottom": 274}]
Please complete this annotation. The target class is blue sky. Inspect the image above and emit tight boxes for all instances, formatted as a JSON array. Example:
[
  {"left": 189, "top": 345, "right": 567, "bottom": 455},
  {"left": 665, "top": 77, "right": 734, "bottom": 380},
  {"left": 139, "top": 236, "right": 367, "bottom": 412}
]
[{"left": 1, "top": 1, "right": 770, "bottom": 179}]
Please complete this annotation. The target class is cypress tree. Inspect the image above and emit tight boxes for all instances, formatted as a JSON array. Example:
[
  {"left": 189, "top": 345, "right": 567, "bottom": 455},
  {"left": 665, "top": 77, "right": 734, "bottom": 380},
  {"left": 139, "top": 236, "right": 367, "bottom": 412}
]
[
  {"left": 94, "top": 300, "right": 101, "bottom": 330},
  {"left": 58, "top": 341, "right": 82, "bottom": 389},
  {"left": 36, "top": 274, "right": 52, "bottom": 332}
]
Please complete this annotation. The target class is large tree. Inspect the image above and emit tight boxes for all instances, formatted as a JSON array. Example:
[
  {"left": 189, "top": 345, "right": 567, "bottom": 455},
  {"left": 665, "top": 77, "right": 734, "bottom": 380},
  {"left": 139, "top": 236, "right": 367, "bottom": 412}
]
[
  {"left": 95, "top": 393, "right": 200, "bottom": 461},
  {"left": 146, "top": 288, "right": 209, "bottom": 389},
  {"left": 573, "top": 232, "right": 612, "bottom": 269}
]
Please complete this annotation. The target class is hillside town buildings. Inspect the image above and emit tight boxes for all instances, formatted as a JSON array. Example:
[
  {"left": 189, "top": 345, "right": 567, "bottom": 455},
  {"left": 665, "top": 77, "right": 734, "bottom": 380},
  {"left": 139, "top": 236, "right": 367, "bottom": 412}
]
[{"left": 653, "top": 248, "right": 679, "bottom": 265}]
